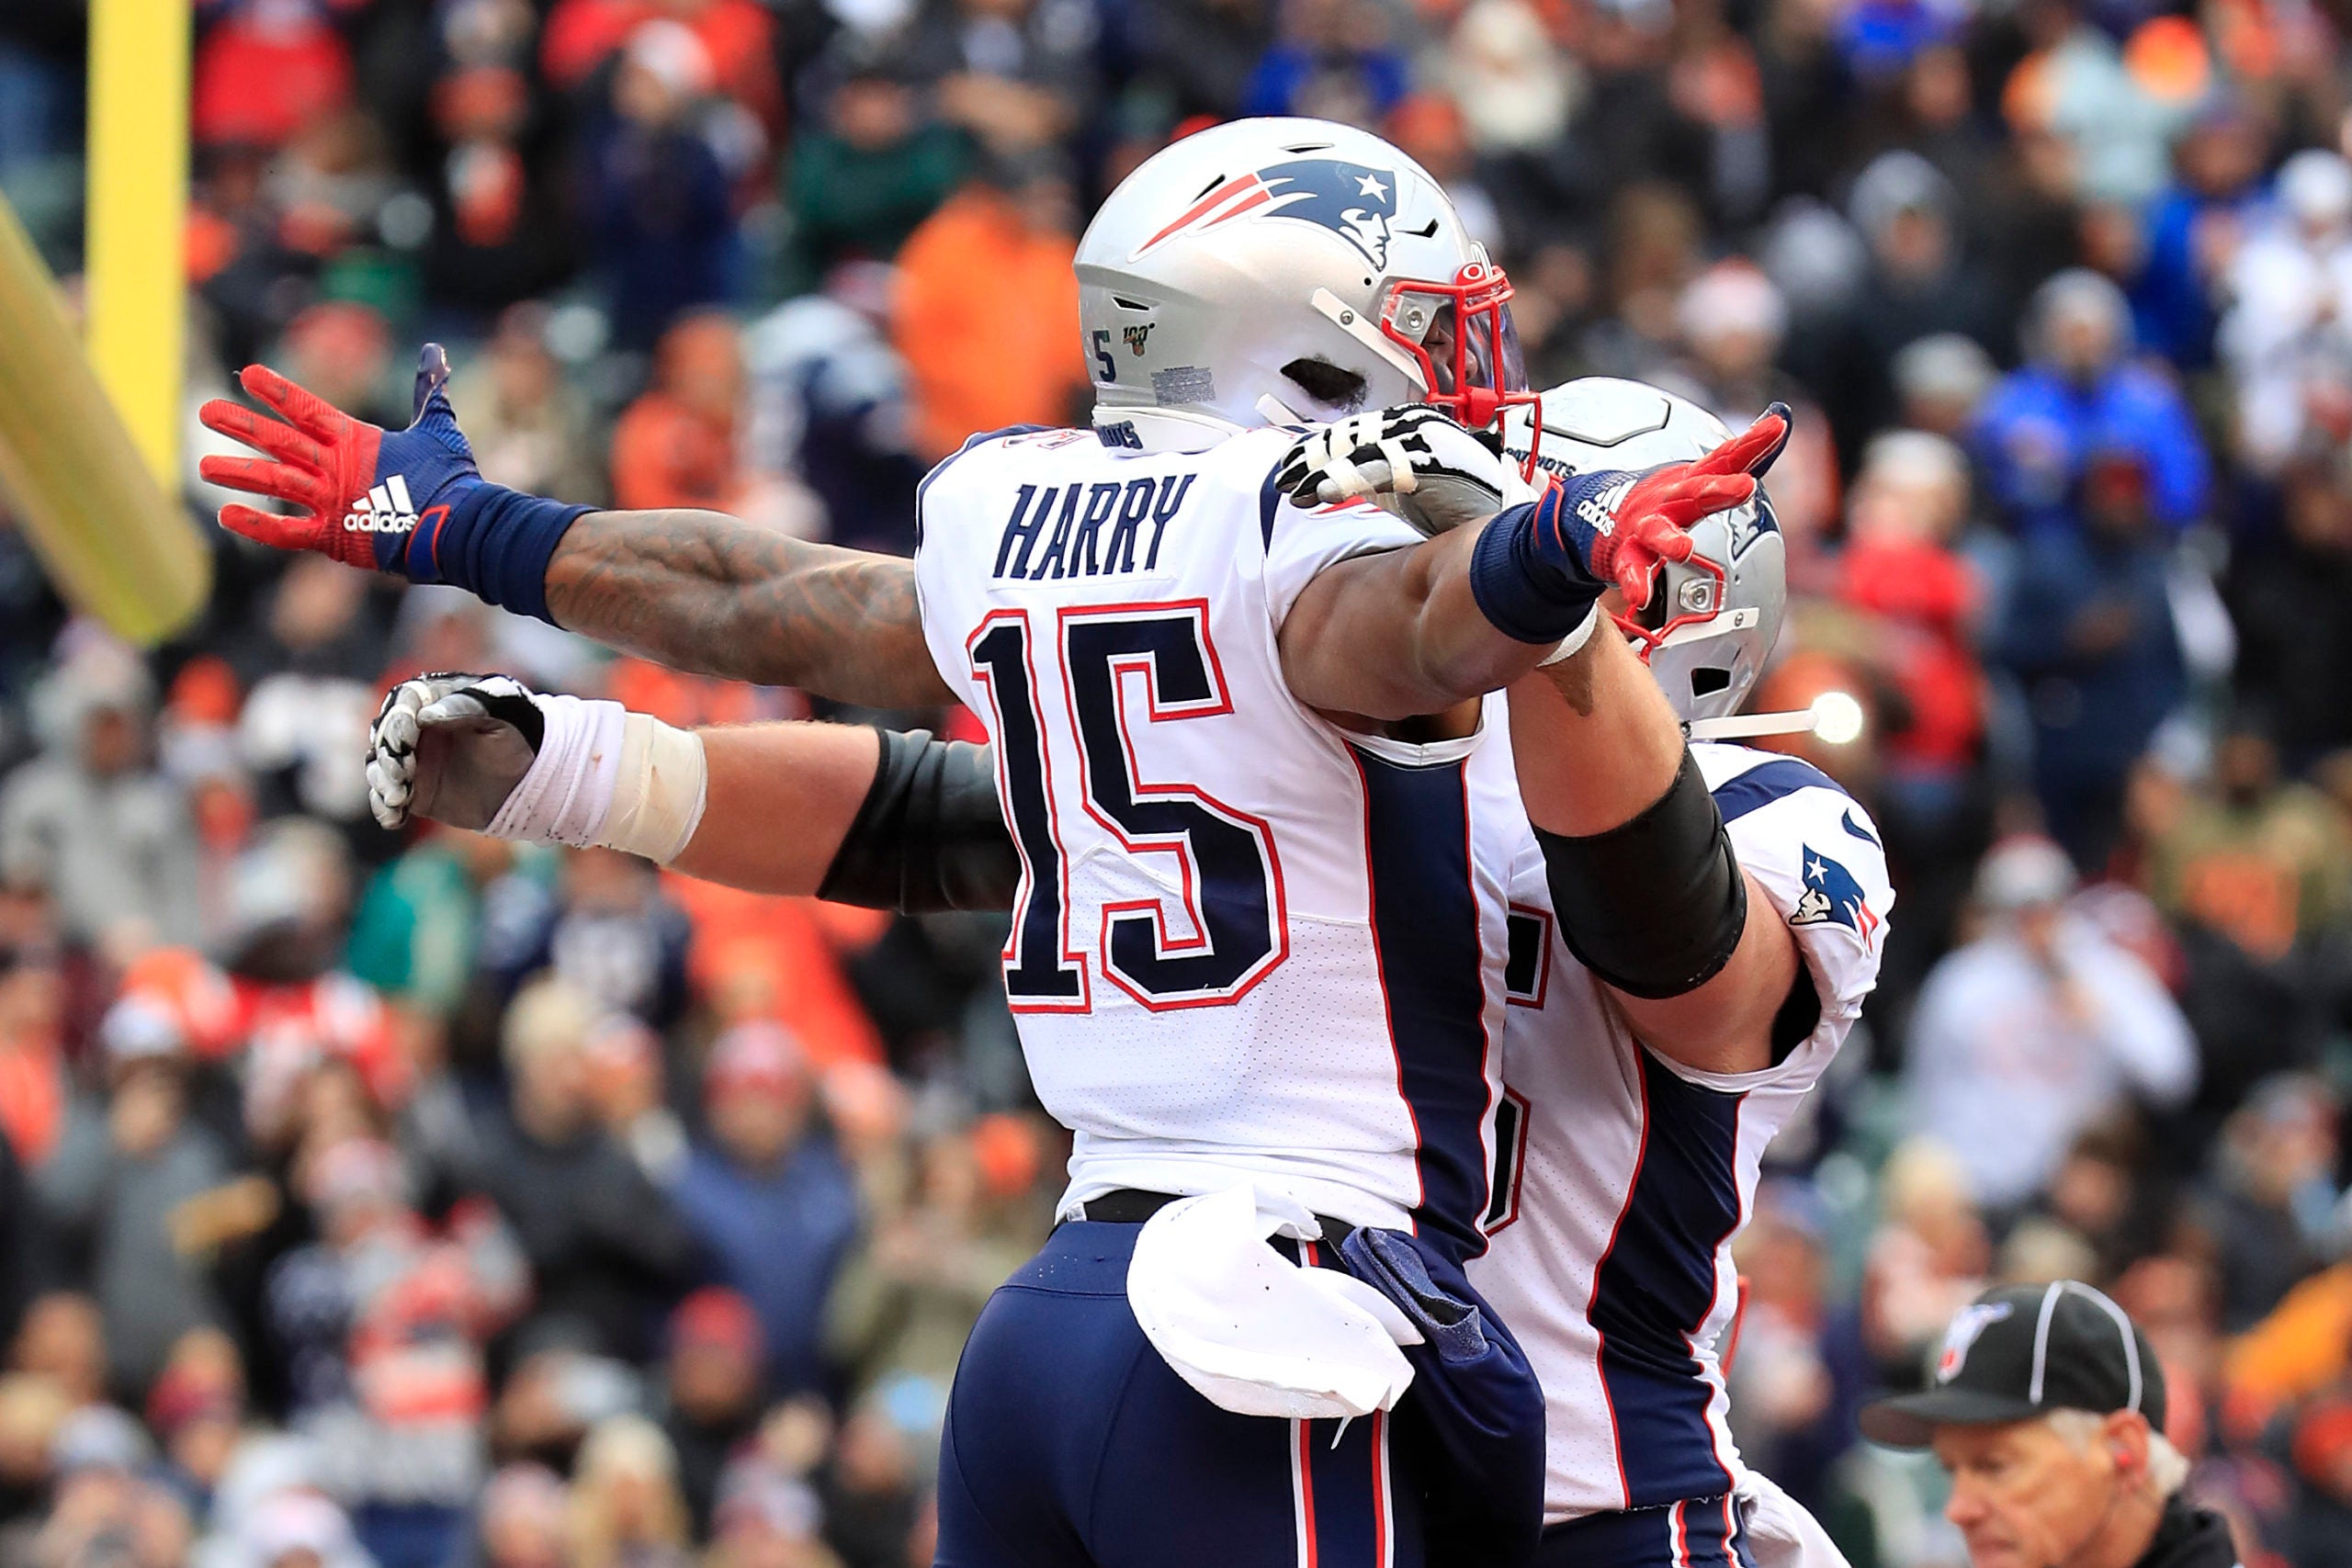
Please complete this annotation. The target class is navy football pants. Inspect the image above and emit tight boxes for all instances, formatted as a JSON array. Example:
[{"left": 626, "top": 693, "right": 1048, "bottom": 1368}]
[{"left": 934, "top": 1220, "right": 1422, "bottom": 1568}]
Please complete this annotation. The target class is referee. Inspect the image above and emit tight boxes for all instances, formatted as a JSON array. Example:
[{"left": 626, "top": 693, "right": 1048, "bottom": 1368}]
[{"left": 1860, "top": 1280, "right": 2240, "bottom": 1568}]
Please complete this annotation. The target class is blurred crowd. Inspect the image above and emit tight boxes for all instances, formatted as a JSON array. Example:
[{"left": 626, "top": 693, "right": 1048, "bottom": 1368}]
[{"left": 7, "top": 0, "right": 2352, "bottom": 1562}]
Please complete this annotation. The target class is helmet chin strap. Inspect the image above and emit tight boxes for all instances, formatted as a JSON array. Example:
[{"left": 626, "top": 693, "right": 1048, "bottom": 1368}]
[{"left": 1682, "top": 710, "right": 1820, "bottom": 741}]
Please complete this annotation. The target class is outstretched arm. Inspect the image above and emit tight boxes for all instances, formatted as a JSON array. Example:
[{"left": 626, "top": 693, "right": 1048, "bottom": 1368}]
[
  {"left": 1274, "top": 409, "right": 1788, "bottom": 720},
  {"left": 1278, "top": 402, "right": 1804, "bottom": 1068},
  {"left": 369, "top": 674, "right": 1014, "bottom": 909},
  {"left": 544, "top": 512, "right": 948, "bottom": 704},
  {"left": 198, "top": 346, "right": 949, "bottom": 708}
]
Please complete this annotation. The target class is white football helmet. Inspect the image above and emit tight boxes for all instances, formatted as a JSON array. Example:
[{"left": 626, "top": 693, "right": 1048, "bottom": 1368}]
[
  {"left": 1501, "top": 378, "right": 1788, "bottom": 730},
  {"left": 1076, "top": 118, "right": 1534, "bottom": 452}
]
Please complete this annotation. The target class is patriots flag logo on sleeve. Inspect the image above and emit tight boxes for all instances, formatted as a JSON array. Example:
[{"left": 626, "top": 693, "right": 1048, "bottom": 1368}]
[
  {"left": 1136, "top": 159, "right": 1399, "bottom": 269},
  {"left": 1791, "top": 844, "right": 1880, "bottom": 942}
]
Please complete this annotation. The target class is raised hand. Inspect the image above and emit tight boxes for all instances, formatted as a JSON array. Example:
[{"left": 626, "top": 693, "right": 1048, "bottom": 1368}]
[
  {"left": 198, "top": 344, "right": 482, "bottom": 576},
  {"left": 1541, "top": 403, "right": 1791, "bottom": 609}
]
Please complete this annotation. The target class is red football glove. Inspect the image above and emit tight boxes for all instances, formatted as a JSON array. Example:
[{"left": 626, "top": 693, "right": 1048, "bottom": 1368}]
[
  {"left": 198, "top": 344, "right": 481, "bottom": 576},
  {"left": 1571, "top": 403, "right": 1792, "bottom": 609}
]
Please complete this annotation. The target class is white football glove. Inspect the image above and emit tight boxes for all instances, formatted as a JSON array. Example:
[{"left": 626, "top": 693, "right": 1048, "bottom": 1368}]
[
  {"left": 367, "top": 672, "right": 547, "bottom": 831},
  {"left": 1275, "top": 406, "right": 1542, "bottom": 536}
]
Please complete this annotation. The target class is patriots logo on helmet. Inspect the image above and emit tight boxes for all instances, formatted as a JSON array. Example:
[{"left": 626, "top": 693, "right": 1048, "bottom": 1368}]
[
  {"left": 1136, "top": 159, "right": 1400, "bottom": 270},
  {"left": 1792, "top": 844, "right": 1879, "bottom": 942},
  {"left": 1725, "top": 491, "right": 1781, "bottom": 560}
]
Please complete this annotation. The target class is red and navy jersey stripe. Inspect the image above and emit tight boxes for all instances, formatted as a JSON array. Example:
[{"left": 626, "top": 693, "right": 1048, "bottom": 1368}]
[
  {"left": 1351, "top": 744, "right": 1496, "bottom": 1263},
  {"left": 1589, "top": 1050, "right": 1745, "bottom": 1508}
]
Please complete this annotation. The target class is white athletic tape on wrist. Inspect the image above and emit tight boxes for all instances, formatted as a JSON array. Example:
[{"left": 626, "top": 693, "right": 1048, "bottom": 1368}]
[
  {"left": 605, "top": 711, "right": 709, "bottom": 864},
  {"left": 486, "top": 694, "right": 622, "bottom": 847},
  {"left": 1536, "top": 604, "right": 1600, "bottom": 667},
  {"left": 483, "top": 695, "right": 707, "bottom": 863}
]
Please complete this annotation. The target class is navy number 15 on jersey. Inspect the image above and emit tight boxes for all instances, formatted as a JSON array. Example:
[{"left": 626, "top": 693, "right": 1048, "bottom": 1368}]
[{"left": 967, "top": 604, "right": 1288, "bottom": 1012}]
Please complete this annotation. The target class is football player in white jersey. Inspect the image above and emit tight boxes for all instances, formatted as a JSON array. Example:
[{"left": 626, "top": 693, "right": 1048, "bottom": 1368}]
[
  {"left": 328, "top": 379, "right": 1877, "bottom": 1568},
  {"left": 1470, "top": 382, "right": 1891, "bottom": 1568},
  {"left": 198, "top": 118, "right": 1792, "bottom": 1567}
]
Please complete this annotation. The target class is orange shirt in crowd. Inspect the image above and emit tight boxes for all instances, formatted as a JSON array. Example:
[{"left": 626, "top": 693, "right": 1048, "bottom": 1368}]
[
  {"left": 2223, "top": 1261, "right": 2352, "bottom": 1438},
  {"left": 663, "top": 876, "right": 888, "bottom": 1071},
  {"left": 0, "top": 1040, "right": 63, "bottom": 1168},
  {"left": 893, "top": 187, "right": 1090, "bottom": 462}
]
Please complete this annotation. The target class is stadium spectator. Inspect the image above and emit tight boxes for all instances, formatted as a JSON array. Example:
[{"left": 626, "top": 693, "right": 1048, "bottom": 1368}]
[
  {"left": 892, "top": 156, "right": 1088, "bottom": 461},
  {"left": 189, "top": 0, "right": 356, "bottom": 152},
  {"left": 447, "top": 309, "right": 607, "bottom": 506},
  {"left": 1662, "top": 260, "right": 1839, "bottom": 548},
  {"left": 1993, "top": 446, "right": 2188, "bottom": 870},
  {"left": 2182, "top": 1076, "right": 2344, "bottom": 1334},
  {"left": 36, "top": 1035, "right": 237, "bottom": 1394},
  {"left": 583, "top": 1014, "right": 687, "bottom": 1186},
  {"left": 1722, "top": 1182, "right": 1867, "bottom": 1516},
  {"left": 2219, "top": 150, "right": 2352, "bottom": 477},
  {"left": 658, "top": 1289, "right": 765, "bottom": 1538},
  {"left": 823, "top": 1117, "right": 1044, "bottom": 1404},
  {"left": 1836, "top": 432, "right": 1984, "bottom": 805},
  {"left": 612, "top": 315, "right": 820, "bottom": 538},
  {"left": 583, "top": 23, "right": 742, "bottom": 351},
  {"left": 743, "top": 265, "right": 924, "bottom": 555},
  {"left": 0, "top": 649, "right": 200, "bottom": 952},
  {"left": 1905, "top": 837, "right": 2197, "bottom": 1214},
  {"left": 477, "top": 1462, "right": 572, "bottom": 1568},
  {"left": 2229, "top": 449, "right": 2352, "bottom": 766},
  {"left": 2131, "top": 99, "right": 2267, "bottom": 371},
  {"left": 471, "top": 979, "right": 695, "bottom": 1362},
  {"left": 1238, "top": 0, "right": 1405, "bottom": 126},
  {"left": 0, "top": 918, "right": 65, "bottom": 1171},
  {"left": 1827, "top": 151, "right": 2006, "bottom": 460},
  {"left": 670, "top": 1024, "right": 857, "bottom": 1400},
  {"left": 1973, "top": 270, "right": 2211, "bottom": 539},
  {"left": 568, "top": 1413, "right": 693, "bottom": 1568},
  {"left": 495, "top": 849, "right": 695, "bottom": 1030}
]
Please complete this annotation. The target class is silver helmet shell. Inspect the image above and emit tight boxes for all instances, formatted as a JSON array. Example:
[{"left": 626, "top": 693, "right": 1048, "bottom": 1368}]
[
  {"left": 1499, "top": 378, "right": 1786, "bottom": 725},
  {"left": 1076, "top": 118, "right": 1524, "bottom": 450}
]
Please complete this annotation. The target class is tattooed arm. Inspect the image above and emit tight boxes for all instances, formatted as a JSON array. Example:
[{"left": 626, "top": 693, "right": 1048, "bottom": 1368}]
[
  {"left": 190, "top": 348, "right": 951, "bottom": 710},
  {"left": 543, "top": 510, "right": 953, "bottom": 707}
]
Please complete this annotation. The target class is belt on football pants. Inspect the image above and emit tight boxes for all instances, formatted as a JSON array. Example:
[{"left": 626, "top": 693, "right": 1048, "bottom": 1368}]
[{"left": 1077, "top": 1187, "right": 1356, "bottom": 1245}]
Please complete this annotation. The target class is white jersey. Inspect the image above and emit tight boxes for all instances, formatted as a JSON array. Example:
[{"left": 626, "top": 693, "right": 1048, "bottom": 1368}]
[
  {"left": 913, "top": 423, "right": 1528, "bottom": 1252},
  {"left": 1470, "top": 743, "right": 1893, "bottom": 1523}
]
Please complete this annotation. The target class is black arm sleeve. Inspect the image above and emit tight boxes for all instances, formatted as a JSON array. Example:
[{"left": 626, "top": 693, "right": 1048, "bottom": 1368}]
[
  {"left": 1533, "top": 749, "right": 1747, "bottom": 1000},
  {"left": 815, "top": 728, "right": 1022, "bottom": 914}
]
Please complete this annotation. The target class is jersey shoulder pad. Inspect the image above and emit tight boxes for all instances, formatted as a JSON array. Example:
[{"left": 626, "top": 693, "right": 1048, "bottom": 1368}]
[
  {"left": 1701, "top": 746, "right": 1892, "bottom": 995},
  {"left": 1253, "top": 436, "right": 1424, "bottom": 626},
  {"left": 913, "top": 424, "right": 1062, "bottom": 546}
]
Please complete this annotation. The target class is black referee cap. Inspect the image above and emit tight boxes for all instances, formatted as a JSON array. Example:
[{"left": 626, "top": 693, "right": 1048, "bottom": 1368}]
[{"left": 1860, "top": 1280, "right": 2167, "bottom": 1449}]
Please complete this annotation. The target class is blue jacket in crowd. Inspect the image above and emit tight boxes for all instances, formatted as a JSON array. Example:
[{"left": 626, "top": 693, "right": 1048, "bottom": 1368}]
[{"left": 1972, "top": 364, "right": 2212, "bottom": 536}]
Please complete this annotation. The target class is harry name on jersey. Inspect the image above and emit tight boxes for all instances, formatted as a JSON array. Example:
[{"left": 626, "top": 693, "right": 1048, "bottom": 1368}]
[{"left": 990, "top": 474, "right": 1200, "bottom": 581}]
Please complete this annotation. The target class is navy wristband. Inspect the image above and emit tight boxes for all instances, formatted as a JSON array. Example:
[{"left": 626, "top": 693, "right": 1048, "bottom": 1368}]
[
  {"left": 1466, "top": 499, "right": 1606, "bottom": 645},
  {"left": 423, "top": 483, "right": 595, "bottom": 625}
]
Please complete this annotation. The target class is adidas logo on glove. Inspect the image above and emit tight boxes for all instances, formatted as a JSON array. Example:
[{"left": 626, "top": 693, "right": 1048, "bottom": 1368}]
[
  {"left": 344, "top": 474, "right": 420, "bottom": 534},
  {"left": 1574, "top": 479, "right": 1632, "bottom": 536}
]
